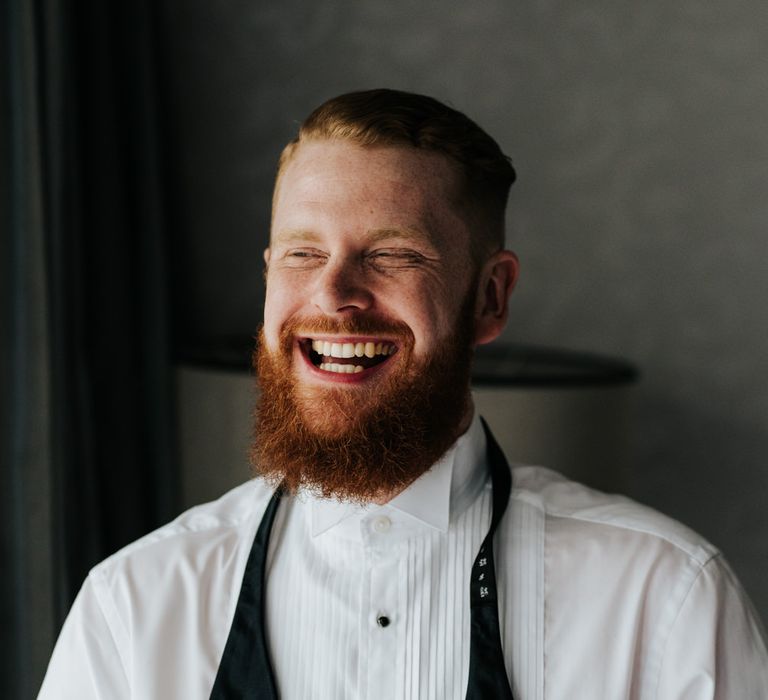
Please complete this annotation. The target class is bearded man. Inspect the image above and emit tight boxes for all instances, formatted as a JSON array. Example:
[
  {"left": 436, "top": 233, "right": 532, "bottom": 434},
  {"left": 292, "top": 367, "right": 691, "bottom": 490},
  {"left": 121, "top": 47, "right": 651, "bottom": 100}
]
[{"left": 40, "top": 90, "right": 768, "bottom": 699}]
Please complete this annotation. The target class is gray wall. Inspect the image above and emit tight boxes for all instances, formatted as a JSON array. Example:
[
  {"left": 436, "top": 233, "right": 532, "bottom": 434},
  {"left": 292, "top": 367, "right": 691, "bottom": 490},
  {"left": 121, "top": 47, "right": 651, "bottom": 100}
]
[{"left": 159, "top": 2, "right": 768, "bottom": 617}]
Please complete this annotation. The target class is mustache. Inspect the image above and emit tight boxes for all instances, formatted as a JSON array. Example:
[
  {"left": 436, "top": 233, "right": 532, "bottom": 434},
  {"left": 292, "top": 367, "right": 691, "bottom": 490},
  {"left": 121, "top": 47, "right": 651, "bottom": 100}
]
[{"left": 279, "top": 314, "right": 414, "bottom": 340}]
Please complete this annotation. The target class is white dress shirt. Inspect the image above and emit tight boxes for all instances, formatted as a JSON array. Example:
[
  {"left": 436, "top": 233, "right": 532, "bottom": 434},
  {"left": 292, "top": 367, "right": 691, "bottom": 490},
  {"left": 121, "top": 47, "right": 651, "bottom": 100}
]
[{"left": 39, "top": 413, "right": 768, "bottom": 699}]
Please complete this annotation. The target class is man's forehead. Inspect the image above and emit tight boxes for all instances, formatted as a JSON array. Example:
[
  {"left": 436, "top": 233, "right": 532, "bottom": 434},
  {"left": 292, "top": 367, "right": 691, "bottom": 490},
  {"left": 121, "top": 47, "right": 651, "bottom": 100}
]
[
  {"left": 278, "top": 139, "right": 461, "bottom": 193},
  {"left": 272, "top": 140, "right": 468, "bottom": 242}
]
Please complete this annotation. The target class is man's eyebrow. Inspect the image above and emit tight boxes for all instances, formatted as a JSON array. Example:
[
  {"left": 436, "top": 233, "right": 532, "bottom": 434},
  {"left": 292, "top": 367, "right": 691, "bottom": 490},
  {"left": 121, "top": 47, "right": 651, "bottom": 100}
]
[
  {"left": 272, "top": 229, "right": 322, "bottom": 245},
  {"left": 367, "top": 227, "right": 432, "bottom": 244},
  {"left": 272, "top": 227, "right": 433, "bottom": 246}
]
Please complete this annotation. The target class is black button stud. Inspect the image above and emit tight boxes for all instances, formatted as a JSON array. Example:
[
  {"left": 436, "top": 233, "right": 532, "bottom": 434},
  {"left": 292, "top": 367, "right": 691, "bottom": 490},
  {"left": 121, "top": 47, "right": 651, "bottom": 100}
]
[{"left": 376, "top": 615, "right": 390, "bottom": 628}]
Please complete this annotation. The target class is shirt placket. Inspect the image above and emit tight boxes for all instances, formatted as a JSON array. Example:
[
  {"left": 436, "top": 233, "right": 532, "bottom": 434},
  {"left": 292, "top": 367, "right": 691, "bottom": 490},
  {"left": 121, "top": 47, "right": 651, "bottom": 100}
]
[{"left": 359, "top": 513, "right": 402, "bottom": 700}]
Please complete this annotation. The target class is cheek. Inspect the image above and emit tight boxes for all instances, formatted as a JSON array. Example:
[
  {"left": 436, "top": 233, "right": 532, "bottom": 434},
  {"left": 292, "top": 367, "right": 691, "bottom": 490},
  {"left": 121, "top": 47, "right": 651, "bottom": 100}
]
[
  {"left": 404, "top": 295, "right": 462, "bottom": 352},
  {"left": 411, "top": 281, "right": 477, "bottom": 350},
  {"left": 263, "top": 288, "right": 294, "bottom": 346},
  {"left": 265, "top": 268, "right": 312, "bottom": 314}
]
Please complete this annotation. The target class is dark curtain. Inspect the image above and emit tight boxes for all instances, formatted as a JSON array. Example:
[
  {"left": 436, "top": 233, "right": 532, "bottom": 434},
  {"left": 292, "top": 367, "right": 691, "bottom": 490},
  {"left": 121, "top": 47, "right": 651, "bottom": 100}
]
[{"left": 2, "top": 0, "right": 179, "bottom": 696}]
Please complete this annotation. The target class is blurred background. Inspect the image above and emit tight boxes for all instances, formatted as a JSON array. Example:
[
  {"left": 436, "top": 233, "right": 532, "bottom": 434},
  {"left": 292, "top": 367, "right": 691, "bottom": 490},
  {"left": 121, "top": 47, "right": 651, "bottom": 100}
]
[{"left": 3, "top": 1, "right": 767, "bottom": 696}]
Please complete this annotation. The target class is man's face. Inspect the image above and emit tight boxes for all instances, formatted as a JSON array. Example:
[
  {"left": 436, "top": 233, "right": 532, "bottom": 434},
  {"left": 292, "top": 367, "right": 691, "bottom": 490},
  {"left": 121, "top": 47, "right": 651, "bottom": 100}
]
[
  {"left": 255, "top": 138, "right": 518, "bottom": 501},
  {"left": 263, "top": 139, "right": 478, "bottom": 430}
]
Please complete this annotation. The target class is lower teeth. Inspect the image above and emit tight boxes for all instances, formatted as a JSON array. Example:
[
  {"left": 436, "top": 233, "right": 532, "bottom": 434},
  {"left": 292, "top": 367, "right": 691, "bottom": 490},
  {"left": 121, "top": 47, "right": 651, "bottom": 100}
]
[{"left": 319, "top": 363, "right": 364, "bottom": 374}]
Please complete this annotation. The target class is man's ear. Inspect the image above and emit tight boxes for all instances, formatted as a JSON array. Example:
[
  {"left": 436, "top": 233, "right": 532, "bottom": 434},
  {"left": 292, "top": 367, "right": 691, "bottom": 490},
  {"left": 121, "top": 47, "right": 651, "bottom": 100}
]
[
  {"left": 263, "top": 248, "right": 271, "bottom": 265},
  {"left": 473, "top": 250, "right": 519, "bottom": 346}
]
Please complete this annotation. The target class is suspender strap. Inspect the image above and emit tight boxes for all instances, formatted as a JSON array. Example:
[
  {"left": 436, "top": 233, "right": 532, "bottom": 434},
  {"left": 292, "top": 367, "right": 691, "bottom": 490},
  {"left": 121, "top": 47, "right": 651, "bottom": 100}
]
[
  {"left": 209, "top": 488, "right": 282, "bottom": 700},
  {"left": 465, "top": 419, "right": 515, "bottom": 699}
]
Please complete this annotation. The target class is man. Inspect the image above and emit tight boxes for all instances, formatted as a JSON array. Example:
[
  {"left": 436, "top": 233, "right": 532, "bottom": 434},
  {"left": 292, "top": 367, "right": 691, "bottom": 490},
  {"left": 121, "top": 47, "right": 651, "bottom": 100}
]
[{"left": 40, "top": 90, "right": 768, "bottom": 698}]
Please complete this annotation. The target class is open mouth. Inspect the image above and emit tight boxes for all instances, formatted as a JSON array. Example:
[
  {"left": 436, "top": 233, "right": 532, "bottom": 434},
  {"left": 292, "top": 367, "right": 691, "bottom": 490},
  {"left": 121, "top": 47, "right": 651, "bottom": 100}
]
[{"left": 301, "top": 338, "right": 398, "bottom": 375}]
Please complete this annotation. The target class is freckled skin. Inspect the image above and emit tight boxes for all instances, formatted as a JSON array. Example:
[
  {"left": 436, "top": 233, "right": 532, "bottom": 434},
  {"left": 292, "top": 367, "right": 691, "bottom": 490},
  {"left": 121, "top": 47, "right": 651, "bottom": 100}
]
[{"left": 263, "top": 139, "right": 519, "bottom": 427}]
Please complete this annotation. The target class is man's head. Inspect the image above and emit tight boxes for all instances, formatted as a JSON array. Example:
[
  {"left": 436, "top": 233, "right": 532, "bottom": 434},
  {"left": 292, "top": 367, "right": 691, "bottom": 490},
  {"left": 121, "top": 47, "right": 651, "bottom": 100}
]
[{"left": 253, "top": 89, "right": 519, "bottom": 502}]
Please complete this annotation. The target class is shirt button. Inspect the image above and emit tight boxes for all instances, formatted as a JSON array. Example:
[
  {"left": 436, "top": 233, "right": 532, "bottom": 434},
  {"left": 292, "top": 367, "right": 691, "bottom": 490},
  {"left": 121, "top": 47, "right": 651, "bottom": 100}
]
[
  {"left": 377, "top": 615, "right": 391, "bottom": 628},
  {"left": 372, "top": 515, "right": 391, "bottom": 534}
]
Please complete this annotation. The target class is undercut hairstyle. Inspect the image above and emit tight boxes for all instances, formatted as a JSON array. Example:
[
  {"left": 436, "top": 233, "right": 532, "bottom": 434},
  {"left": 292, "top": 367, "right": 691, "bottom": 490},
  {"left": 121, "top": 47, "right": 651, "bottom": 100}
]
[{"left": 274, "top": 88, "right": 517, "bottom": 259}]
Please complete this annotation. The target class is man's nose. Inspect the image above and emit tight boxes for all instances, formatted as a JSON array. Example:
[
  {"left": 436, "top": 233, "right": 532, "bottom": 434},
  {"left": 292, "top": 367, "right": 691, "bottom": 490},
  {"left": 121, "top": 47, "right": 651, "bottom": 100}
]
[{"left": 311, "top": 257, "right": 374, "bottom": 314}]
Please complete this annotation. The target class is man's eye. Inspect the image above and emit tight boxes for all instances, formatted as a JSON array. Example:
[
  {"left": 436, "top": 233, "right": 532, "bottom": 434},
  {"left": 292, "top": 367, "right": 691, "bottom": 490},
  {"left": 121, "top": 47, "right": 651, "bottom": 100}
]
[
  {"left": 367, "top": 249, "right": 426, "bottom": 268},
  {"left": 282, "top": 249, "right": 326, "bottom": 266}
]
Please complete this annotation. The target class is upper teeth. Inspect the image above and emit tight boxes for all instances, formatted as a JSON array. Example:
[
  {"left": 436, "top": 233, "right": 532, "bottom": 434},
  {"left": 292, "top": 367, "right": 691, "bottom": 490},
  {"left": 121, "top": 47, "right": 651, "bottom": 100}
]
[{"left": 311, "top": 340, "right": 395, "bottom": 359}]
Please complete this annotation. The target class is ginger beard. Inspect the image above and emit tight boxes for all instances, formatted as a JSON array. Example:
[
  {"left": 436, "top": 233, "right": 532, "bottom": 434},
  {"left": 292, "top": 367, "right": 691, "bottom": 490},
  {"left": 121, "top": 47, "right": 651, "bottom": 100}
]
[{"left": 251, "top": 298, "right": 476, "bottom": 503}]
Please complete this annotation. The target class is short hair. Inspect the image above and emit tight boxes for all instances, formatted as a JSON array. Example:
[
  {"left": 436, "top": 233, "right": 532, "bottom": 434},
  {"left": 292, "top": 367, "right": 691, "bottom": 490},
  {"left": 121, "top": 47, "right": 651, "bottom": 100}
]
[{"left": 274, "top": 88, "right": 516, "bottom": 259}]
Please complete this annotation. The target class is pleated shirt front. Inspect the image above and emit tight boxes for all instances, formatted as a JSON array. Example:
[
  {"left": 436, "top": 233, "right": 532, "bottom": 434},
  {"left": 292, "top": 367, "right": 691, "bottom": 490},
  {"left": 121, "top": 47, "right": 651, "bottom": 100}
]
[{"left": 264, "top": 412, "right": 507, "bottom": 699}]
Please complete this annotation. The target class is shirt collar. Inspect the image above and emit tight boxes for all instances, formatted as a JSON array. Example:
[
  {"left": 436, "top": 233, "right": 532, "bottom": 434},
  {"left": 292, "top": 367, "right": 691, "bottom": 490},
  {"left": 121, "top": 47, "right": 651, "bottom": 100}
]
[{"left": 308, "top": 409, "right": 488, "bottom": 537}]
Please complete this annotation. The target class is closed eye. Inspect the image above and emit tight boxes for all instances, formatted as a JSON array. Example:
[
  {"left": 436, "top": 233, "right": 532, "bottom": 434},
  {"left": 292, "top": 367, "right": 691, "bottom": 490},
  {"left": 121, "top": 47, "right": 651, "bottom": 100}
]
[
  {"left": 366, "top": 249, "right": 429, "bottom": 269},
  {"left": 281, "top": 248, "right": 327, "bottom": 267}
]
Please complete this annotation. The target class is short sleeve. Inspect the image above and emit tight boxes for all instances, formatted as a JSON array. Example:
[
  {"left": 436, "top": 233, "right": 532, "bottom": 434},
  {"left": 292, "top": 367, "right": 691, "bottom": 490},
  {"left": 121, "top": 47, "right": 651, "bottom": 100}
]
[
  {"left": 37, "top": 573, "right": 130, "bottom": 699},
  {"left": 656, "top": 555, "right": 768, "bottom": 699}
]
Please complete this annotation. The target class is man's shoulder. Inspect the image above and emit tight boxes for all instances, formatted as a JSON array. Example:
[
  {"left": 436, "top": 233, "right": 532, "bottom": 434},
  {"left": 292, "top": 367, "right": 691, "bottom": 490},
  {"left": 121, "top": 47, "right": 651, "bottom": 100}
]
[
  {"left": 509, "top": 465, "right": 719, "bottom": 566},
  {"left": 90, "top": 478, "right": 275, "bottom": 583}
]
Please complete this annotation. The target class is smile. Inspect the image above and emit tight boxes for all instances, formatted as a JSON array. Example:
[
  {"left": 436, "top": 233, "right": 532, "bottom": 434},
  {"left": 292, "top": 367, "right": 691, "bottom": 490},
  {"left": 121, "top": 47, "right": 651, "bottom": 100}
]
[{"left": 302, "top": 338, "right": 397, "bottom": 375}]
